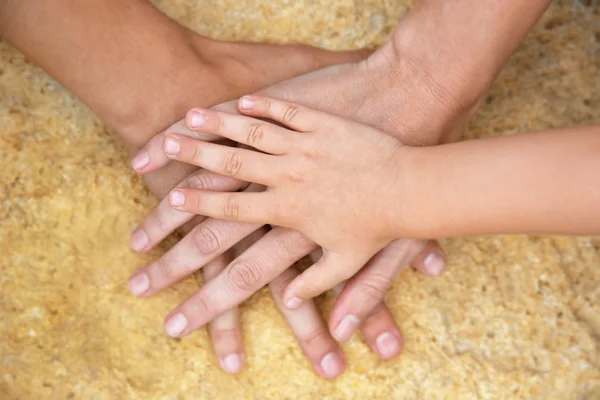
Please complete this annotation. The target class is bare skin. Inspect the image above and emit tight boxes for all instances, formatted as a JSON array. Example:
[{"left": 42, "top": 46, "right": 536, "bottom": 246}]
[
  {"left": 1, "top": 0, "right": 554, "bottom": 380},
  {"left": 0, "top": 0, "right": 407, "bottom": 378},
  {"left": 130, "top": 0, "right": 554, "bottom": 368},
  {"left": 165, "top": 97, "right": 600, "bottom": 240}
]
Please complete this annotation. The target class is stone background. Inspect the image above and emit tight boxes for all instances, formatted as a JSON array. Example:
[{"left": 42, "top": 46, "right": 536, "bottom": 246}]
[{"left": 1, "top": 0, "right": 599, "bottom": 398}]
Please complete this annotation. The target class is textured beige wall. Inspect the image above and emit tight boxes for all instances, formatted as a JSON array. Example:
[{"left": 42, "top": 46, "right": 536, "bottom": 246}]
[{"left": 1, "top": 1, "right": 600, "bottom": 399}]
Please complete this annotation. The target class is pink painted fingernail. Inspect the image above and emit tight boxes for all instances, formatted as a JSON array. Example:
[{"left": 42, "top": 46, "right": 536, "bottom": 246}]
[
  {"left": 333, "top": 314, "right": 360, "bottom": 342},
  {"left": 128, "top": 273, "right": 149, "bottom": 296},
  {"left": 164, "top": 137, "right": 180, "bottom": 155},
  {"left": 169, "top": 190, "right": 185, "bottom": 207},
  {"left": 221, "top": 354, "right": 243, "bottom": 374},
  {"left": 239, "top": 96, "right": 255, "bottom": 110},
  {"left": 189, "top": 111, "right": 205, "bottom": 128},
  {"left": 165, "top": 313, "right": 188, "bottom": 337},
  {"left": 320, "top": 352, "right": 344, "bottom": 378},
  {"left": 285, "top": 297, "right": 302, "bottom": 309},
  {"left": 131, "top": 151, "right": 150, "bottom": 171},
  {"left": 130, "top": 227, "right": 149, "bottom": 252},
  {"left": 424, "top": 252, "right": 445, "bottom": 276},
  {"left": 376, "top": 332, "right": 402, "bottom": 359}
]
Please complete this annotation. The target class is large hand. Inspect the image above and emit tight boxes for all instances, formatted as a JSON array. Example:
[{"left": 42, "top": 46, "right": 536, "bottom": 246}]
[{"left": 129, "top": 35, "right": 487, "bottom": 365}]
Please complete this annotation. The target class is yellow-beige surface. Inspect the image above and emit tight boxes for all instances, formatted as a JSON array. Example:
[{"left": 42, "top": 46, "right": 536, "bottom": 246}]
[{"left": 1, "top": 1, "right": 600, "bottom": 399}]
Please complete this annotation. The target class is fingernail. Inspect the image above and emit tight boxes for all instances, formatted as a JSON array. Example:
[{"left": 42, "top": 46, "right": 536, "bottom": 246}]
[
  {"left": 130, "top": 227, "right": 149, "bottom": 252},
  {"left": 131, "top": 151, "right": 150, "bottom": 171},
  {"left": 320, "top": 352, "right": 344, "bottom": 378},
  {"left": 165, "top": 313, "right": 188, "bottom": 337},
  {"left": 239, "top": 96, "right": 255, "bottom": 110},
  {"left": 164, "top": 137, "right": 181, "bottom": 155},
  {"left": 333, "top": 314, "right": 360, "bottom": 342},
  {"left": 376, "top": 332, "right": 402, "bottom": 359},
  {"left": 189, "top": 111, "right": 205, "bottom": 128},
  {"left": 221, "top": 354, "right": 243, "bottom": 374},
  {"left": 424, "top": 252, "right": 445, "bottom": 276},
  {"left": 128, "top": 273, "right": 149, "bottom": 296},
  {"left": 285, "top": 297, "right": 302, "bottom": 309},
  {"left": 169, "top": 190, "right": 185, "bottom": 207}
]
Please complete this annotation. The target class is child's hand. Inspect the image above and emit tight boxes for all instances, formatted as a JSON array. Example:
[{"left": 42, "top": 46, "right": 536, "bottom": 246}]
[{"left": 162, "top": 96, "right": 412, "bottom": 303}]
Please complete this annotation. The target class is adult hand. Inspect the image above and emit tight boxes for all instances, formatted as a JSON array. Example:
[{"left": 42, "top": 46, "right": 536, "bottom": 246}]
[{"left": 129, "top": 0, "right": 553, "bottom": 377}]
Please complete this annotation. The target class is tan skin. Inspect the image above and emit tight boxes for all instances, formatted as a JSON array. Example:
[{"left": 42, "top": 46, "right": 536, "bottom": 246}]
[
  {"left": 1, "top": 0, "right": 553, "bottom": 378},
  {"left": 0, "top": 0, "right": 440, "bottom": 378},
  {"left": 131, "top": 0, "right": 554, "bottom": 364},
  {"left": 163, "top": 96, "right": 600, "bottom": 246}
]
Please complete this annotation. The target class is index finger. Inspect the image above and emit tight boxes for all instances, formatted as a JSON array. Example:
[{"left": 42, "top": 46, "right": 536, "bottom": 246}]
[
  {"left": 131, "top": 117, "right": 233, "bottom": 174},
  {"left": 236, "top": 95, "right": 333, "bottom": 133}
]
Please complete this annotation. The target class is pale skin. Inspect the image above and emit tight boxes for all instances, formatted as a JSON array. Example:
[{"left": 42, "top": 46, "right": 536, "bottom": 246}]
[
  {"left": 0, "top": 0, "right": 555, "bottom": 379},
  {"left": 130, "top": 0, "right": 554, "bottom": 366},
  {"left": 159, "top": 96, "right": 600, "bottom": 261},
  {"left": 0, "top": 0, "right": 413, "bottom": 378}
]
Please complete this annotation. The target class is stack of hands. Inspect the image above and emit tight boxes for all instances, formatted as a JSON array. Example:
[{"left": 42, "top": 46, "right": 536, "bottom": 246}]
[
  {"left": 118, "top": 0, "right": 581, "bottom": 380},
  {"left": 7, "top": 0, "right": 593, "bottom": 382},
  {"left": 129, "top": 93, "right": 600, "bottom": 378}
]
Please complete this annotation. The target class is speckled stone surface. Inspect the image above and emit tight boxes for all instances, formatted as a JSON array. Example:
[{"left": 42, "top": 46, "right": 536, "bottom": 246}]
[{"left": 1, "top": 1, "right": 600, "bottom": 399}]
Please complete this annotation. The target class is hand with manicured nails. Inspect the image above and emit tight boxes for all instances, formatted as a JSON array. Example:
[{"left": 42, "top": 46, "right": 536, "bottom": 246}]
[{"left": 161, "top": 96, "right": 413, "bottom": 307}]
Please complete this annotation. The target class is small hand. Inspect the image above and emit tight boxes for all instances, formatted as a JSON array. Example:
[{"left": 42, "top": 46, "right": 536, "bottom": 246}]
[{"left": 162, "top": 96, "right": 417, "bottom": 306}]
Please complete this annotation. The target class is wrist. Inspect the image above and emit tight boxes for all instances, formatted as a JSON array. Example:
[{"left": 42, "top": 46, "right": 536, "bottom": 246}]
[
  {"left": 364, "top": 41, "right": 488, "bottom": 147},
  {"left": 365, "top": 2, "right": 514, "bottom": 146},
  {"left": 109, "top": 32, "right": 229, "bottom": 155},
  {"left": 389, "top": 2, "right": 498, "bottom": 105},
  {"left": 386, "top": 145, "right": 451, "bottom": 240},
  {"left": 383, "top": 146, "right": 427, "bottom": 240}
]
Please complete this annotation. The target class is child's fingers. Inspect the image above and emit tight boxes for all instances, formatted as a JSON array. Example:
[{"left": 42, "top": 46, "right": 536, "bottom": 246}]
[
  {"left": 168, "top": 189, "right": 275, "bottom": 225},
  {"left": 237, "top": 95, "right": 322, "bottom": 133},
  {"left": 269, "top": 267, "right": 346, "bottom": 379},
  {"left": 185, "top": 107, "right": 294, "bottom": 155},
  {"left": 131, "top": 118, "right": 230, "bottom": 174},
  {"left": 283, "top": 251, "right": 373, "bottom": 308},
  {"left": 130, "top": 171, "right": 246, "bottom": 252},
  {"left": 327, "top": 239, "right": 418, "bottom": 342},
  {"left": 309, "top": 249, "right": 404, "bottom": 359},
  {"left": 163, "top": 134, "right": 282, "bottom": 187}
]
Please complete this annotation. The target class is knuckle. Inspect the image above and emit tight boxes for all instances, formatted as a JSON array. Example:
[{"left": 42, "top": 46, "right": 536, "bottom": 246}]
[
  {"left": 209, "top": 326, "right": 240, "bottom": 345},
  {"left": 279, "top": 229, "right": 315, "bottom": 254},
  {"left": 227, "top": 258, "right": 265, "bottom": 292},
  {"left": 262, "top": 99, "right": 272, "bottom": 115},
  {"left": 222, "top": 194, "right": 240, "bottom": 219},
  {"left": 358, "top": 274, "right": 392, "bottom": 304},
  {"left": 153, "top": 209, "right": 171, "bottom": 233},
  {"left": 282, "top": 105, "right": 299, "bottom": 124},
  {"left": 247, "top": 123, "right": 264, "bottom": 147},
  {"left": 224, "top": 151, "right": 243, "bottom": 177},
  {"left": 301, "top": 328, "right": 330, "bottom": 348},
  {"left": 155, "top": 257, "right": 175, "bottom": 281},
  {"left": 286, "top": 170, "right": 305, "bottom": 185},
  {"left": 187, "top": 293, "right": 211, "bottom": 317},
  {"left": 269, "top": 268, "right": 298, "bottom": 295},
  {"left": 188, "top": 173, "right": 214, "bottom": 190},
  {"left": 191, "top": 143, "right": 201, "bottom": 162},
  {"left": 216, "top": 114, "right": 225, "bottom": 132},
  {"left": 301, "top": 144, "right": 321, "bottom": 161},
  {"left": 192, "top": 225, "right": 221, "bottom": 255}
]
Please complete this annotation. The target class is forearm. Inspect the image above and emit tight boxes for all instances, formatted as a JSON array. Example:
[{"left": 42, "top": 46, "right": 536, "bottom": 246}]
[
  {"left": 0, "top": 0, "right": 215, "bottom": 148},
  {"left": 402, "top": 126, "right": 600, "bottom": 238},
  {"left": 384, "top": 0, "right": 553, "bottom": 144}
]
